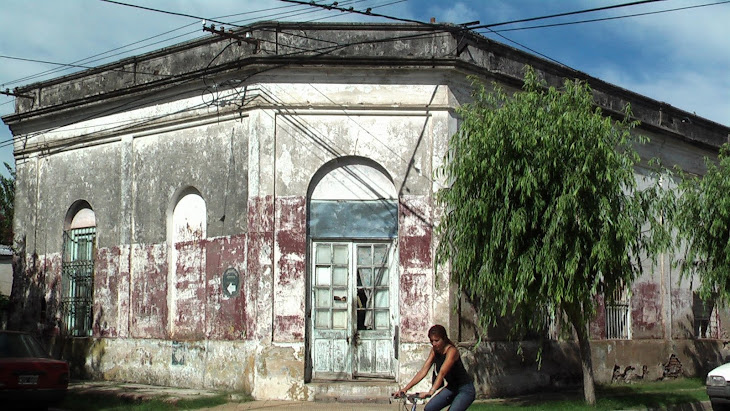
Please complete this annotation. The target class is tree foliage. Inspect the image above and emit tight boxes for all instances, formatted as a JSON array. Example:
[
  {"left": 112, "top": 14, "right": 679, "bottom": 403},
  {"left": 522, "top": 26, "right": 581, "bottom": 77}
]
[
  {"left": 435, "top": 68, "right": 669, "bottom": 404},
  {"left": 0, "top": 162, "right": 15, "bottom": 245},
  {"left": 674, "top": 144, "right": 730, "bottom": 305}
]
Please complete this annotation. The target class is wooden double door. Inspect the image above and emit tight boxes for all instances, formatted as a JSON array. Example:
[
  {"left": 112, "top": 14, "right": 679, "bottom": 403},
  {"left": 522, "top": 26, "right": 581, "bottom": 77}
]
[{"left": 310, "top": 241, "right": 397, "bottom": 380}]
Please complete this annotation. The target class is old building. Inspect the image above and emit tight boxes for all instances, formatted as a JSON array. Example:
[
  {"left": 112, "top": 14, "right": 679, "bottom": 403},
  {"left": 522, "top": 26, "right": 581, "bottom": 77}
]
[{"left": 2, "top": 22, "right": 729, "bottom": 400}]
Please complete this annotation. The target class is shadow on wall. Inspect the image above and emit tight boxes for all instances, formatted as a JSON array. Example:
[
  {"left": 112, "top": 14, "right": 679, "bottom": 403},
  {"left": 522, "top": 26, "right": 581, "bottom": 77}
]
[
  {"left": 460, "top": 340, "right": 583, "bottom": 398},
  {"left": 673, "top": 310, "right": 730, "bottom": 377},
  {"left": 682, "top": 339, "right": 730, "bottom": 378},
  {"left": 6, "top": 236, "right": 93, "bottom": 377}
]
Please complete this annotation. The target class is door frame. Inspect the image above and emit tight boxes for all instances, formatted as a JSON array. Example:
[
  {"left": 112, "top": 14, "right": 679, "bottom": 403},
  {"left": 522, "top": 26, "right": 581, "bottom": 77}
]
[{"left": 307, "top": 239, "right": 399, "bottom": 381}]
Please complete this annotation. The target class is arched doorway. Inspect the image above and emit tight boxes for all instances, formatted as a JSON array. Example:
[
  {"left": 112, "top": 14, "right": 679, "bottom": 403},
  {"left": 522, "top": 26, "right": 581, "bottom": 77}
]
[{"left": 308, "top": 157, "right": 398, "bottom": 380}]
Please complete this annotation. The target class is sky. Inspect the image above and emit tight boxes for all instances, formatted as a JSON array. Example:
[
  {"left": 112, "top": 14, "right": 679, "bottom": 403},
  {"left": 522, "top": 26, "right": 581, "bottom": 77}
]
[{"left": 1, "top": 0, "right": 728, "bottom": 178}]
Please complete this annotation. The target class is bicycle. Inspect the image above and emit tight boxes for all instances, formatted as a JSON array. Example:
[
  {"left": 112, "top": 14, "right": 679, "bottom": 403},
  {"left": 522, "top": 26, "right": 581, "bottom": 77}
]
[{"left": 390, "top": 392, "right": 429, "bottom": 411}]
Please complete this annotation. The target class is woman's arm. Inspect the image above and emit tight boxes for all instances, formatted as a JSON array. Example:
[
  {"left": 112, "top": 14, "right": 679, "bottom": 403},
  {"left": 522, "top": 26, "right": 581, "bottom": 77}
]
[
  {"left": 395, "top": 349, "right": 436, "bottom": 395},
  {"left": 426, "top": 345, "right": 459, "bottom": 397}
]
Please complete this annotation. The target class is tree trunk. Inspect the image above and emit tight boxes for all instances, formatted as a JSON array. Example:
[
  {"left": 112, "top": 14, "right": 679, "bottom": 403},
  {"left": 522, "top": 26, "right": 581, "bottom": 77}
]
[
  {"left": 576, "top": 322, "right": 596, "bottom": 405},
  {"left": 567, "top": 304, "right": 596, "bottom": 405}
]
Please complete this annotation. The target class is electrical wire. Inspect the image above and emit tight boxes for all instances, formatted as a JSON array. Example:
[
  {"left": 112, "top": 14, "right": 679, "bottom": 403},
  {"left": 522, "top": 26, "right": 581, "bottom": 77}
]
[
  {"left": 282, "top": 0, "right": 573, "bottom": 67},
  {"left": 99, "top": 0, "right": 240, "bottom": 27},
  {"left": 2, "top": 0, "right": 725, "bottom": 153},
  {"left": 0, "top": 3, "right": 428, "bottom": 152},
  {"left": 488, "top": 0, "right": 730, "bottom": 33},
  {"left": 474, "top": 0, "right": 669, "bottom": 30},
  {"left": 0, "top": 0, "right": 366, "bottom": 89},
  {"left": 0, "top": 55, "right": 177, "bottom": 78},
  {"left": 1, "top": 23, "right": 201, "bottom": 88}
]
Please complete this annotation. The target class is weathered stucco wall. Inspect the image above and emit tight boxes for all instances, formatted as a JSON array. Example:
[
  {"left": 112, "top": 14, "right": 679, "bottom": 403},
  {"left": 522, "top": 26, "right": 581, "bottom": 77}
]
[{"left": 4, "top": 22, "right": 730, "bottom": 401}]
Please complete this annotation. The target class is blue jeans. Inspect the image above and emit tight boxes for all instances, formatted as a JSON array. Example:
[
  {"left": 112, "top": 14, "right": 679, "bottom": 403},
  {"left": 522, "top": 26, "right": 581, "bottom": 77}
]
[{"left": 424, "top": 382, "right": 476, "bottom": 411}]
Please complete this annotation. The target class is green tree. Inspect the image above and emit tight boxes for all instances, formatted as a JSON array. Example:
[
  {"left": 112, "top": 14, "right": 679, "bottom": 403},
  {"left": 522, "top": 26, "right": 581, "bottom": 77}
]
[
  {"left": 674, "top": 144, "right": 730, "bottom": 306},
  {"left": 436, "top": 68, "right": 670, "bottom": 404},
  {"left": 0, "top": 162, "right": 15, "bottom": 245}
]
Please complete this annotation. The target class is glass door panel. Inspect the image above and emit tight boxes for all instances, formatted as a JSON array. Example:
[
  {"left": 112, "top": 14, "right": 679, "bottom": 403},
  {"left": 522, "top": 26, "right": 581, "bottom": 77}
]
[{"left": 311, "top": 241, "right": 395, "bottom": 379}]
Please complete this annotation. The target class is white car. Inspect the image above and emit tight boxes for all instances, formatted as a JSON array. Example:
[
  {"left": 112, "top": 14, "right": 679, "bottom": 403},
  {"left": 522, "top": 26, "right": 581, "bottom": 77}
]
[{"left": 707, "top": 362, "right": 730, "bottom": 411}]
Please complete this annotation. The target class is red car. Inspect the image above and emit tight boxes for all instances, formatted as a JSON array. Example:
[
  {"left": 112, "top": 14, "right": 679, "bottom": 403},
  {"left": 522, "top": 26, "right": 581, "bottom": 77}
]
[{"left": 0, "top": 330, "right": 69, "bottom": 408}]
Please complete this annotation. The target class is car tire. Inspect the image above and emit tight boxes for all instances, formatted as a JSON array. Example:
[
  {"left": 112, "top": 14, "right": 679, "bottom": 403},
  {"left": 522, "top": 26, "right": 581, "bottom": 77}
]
[{"left": 711, "top": 399, "right": 730, "bottom": 411}]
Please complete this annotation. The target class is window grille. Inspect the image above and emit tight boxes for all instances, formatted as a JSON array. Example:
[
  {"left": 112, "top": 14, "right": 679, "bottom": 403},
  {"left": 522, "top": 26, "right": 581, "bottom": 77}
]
[
  {"left": 605, "top": 287, "right": 631, "bottom": 339},
  {"left": 61, "top": 227, "right": 95, "bottom": 337},
  {"left": 693, "top": 292, "right": 719, "bottom": 339}
]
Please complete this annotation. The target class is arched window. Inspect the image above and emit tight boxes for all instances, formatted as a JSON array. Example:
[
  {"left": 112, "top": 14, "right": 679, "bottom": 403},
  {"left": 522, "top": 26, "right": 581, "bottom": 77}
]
[
  {"left": 62, "top": 201, "right": 96, "bottom": 337},
  {"left": 172, "top": 192, "right": 206, "bottom": 243},
  {"left": 168, "top": 188, "right": 206, "bottom": 336}
]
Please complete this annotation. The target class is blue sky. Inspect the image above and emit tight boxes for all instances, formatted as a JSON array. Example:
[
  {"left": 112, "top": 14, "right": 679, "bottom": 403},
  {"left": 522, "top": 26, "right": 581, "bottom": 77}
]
[{"left": 1, "top": 0, "right": 728, "bottom": 178}]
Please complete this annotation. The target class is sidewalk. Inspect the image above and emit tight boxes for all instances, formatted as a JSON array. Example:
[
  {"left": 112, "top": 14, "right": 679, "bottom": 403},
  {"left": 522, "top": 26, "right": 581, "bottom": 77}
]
[
  {"left": 68, "top": 381, "right": 390, "bottom": 410},
  {"left": 202, "top": 401, "right": 388, "bottom": 410},
  {"left": 68, "top": 381, "right": 713, "bottom": 410}
]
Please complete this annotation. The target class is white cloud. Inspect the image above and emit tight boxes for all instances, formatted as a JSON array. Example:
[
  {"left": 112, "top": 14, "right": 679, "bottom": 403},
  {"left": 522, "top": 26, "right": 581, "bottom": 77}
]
[
  {"left": 1, "top": 0, "right": 728, "bottom": 176},
  {"left": 425, "top": 2, "right": 478, "bottom": 24},
  {"left": 598, "top": 65, "right": 730, "bottom": 126}
]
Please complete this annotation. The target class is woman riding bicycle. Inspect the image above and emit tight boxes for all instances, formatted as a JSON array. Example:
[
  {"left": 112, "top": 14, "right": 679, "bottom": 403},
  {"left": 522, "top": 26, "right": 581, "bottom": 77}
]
[{"left": 394, "top": 325, "right": 476, "bottom": 411}]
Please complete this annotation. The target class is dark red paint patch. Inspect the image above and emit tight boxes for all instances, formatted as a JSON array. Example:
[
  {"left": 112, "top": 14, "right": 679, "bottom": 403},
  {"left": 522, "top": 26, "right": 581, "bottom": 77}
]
[
  {"left": 398, "top": 235, "right": 432, "bottom": 269},
  {"left": 631, "top": 282, "right": 663, "bottom": 339},
  {"left": 248, "top": 195, "right": 274, "bottom": 233},
  {"left": 205, "top": 235, "right": 249, "bottom": 340},
  {"left": 173, "top": 240, "right": 207, "bottom": 339},
  {"left": 399, "top": 272, "right": 429, "bottom": 342},
  {"left": 591, "top": 293, "right": 606, "bottom": 339},
  {"left": 275, "top": 314, "right": 304, "bottom": 341},
  {"left": 130, "top": 244, "right": 168, "bottom": 339},
  {"left": 94, "top": 246, "right": 121, "bottom": 337},
  {"left": 249, "top": 232, "right": 274, "bottom": 339},
  {"left": 276, "top": 197, "right": 306, "bottom": 286}
]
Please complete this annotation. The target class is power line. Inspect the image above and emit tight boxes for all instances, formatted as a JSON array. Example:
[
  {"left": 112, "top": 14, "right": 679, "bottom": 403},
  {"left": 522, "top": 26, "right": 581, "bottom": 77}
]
[
  {"left": 0, "top": 23, "right": 200, "bottom": 88},
  {"left": 98, "top": 0, "right": 381, "bottom": 27},
  {"left": 1, "top": 12, "right": 436, "bottom": 152},
  {"left": 4, "top": 0, "right": 721, "bottom": 153},
  {"left": 99, "top": 0, "right": 238, "bottom": 27},
  {"left": 285, "top": 0, "right": 573, "bottom": 67},
  {"left": 0, "top": 55, "right": 175, "bottom": 79},
  {"left": 0, "top": 5, "right": 542, "bottom": 155},
  {"left": 474, "top": 0, "right": 669, "bottom": 30},
  {"left": 0, "top": 1, "right": 362, "bottom": 89},
  {"left": 489, "top": 0, "right": 730, "bottom": 33},
  {"left": 280, "top": 0, "right": 433, "bottom": 26},
  {"left": 0, "top": 0, "right": 389, "bottom": 93}
]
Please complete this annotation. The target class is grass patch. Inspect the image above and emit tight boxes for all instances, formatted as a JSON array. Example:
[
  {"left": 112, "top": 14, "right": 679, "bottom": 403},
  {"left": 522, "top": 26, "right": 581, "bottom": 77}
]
[
  {"left": 470, "top": 378, "right": 708, "bottom": 410},
  {"left": 57, "top": 391, "right": 243, "bottom": 411}
]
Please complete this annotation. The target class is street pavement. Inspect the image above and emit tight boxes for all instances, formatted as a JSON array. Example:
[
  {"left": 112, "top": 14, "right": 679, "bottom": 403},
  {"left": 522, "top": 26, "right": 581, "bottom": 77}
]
[
  {"left": 202, "top": 401, "right": 392, "bottom": 410},
  {"left": 65, "top": 381, "right": 714, "bottom": 410},
  {"left": 67, "top": 381, "right": 396, "bottom": 410}
]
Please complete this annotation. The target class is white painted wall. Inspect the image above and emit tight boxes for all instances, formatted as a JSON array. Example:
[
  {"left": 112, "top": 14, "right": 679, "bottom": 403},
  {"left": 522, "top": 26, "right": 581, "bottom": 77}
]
[{"left": 0, "top": 257, "right": 11, "bottom": 296}]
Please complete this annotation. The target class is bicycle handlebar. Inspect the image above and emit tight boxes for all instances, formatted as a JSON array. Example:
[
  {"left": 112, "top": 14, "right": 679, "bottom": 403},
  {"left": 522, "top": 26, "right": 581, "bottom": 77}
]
[{"left": 391, "top": 392, "right": 431, "bottom": 402}]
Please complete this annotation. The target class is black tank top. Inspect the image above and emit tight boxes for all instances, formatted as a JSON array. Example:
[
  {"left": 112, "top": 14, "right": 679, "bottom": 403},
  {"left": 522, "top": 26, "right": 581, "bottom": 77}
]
[{"left": 434, "top": 347, "right": 473, "bottom": 388}]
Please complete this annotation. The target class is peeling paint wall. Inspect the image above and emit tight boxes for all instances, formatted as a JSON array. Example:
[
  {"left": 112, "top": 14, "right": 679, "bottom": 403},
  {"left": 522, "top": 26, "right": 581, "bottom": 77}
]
[
  {"left": 5, "top": 23, "right": 730, "bottom": 401},
  {"left": 399, "top": 196, "right": 433, "bottom": 343},
  {"left": 130, "top": 243, "right": 167, "bottom": 339},
  {"left": 273, "top": 197, "right": 306, "bottom": 343}
]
